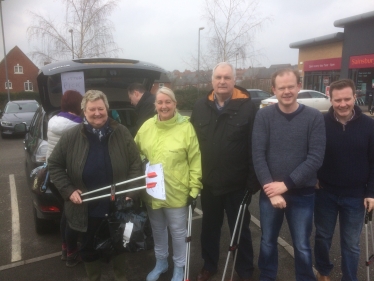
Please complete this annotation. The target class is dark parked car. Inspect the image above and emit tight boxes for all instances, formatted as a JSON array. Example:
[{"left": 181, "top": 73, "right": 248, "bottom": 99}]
[
  {"left": 0, "top": 100, "right": 39, "bottom": 137},
  {"left": 20, "top": 58, "right": 165, "bottom": 234},
  {"left": 246, "top": 89, "right": 272, "bottom": 108}
]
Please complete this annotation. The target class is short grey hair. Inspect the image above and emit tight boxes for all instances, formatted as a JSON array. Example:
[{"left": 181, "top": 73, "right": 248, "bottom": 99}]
[
  {"left": 212, "top": 62, "right": 236, "bottom": 80},
  {"left": 81, "top": 90, "right": 109, "bottom": 111}
]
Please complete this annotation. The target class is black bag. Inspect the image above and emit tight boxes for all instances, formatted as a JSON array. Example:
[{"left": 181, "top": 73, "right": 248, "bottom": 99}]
[
  {"left": 93, "top": 197, "right": 153, "bottom": 260},
  {"left": 31, "top": 165, "right": 50, "bottom": 195}
]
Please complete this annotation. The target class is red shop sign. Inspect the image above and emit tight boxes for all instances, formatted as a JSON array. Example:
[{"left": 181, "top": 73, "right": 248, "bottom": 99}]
[
  {"left": 304, "top": 58, "right": 341, "bottom": 72},
  {"left": 349, "top": 54, "right": 374, "bottom": 69}
]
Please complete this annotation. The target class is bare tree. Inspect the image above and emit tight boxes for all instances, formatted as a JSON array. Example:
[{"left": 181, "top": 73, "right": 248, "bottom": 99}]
[
  {"left": 202, "top": 0, "right": 270, "bottom": 67},
  {"left": 27, "top": 0, "right": 121, "bottom": 65}
]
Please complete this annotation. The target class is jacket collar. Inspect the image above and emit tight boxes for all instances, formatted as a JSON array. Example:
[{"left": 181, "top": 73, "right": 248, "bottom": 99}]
[
  {"left": 207, "top": 85, "right": 250, "bottom": 102},
  {"left": 327, "top": 104, "right": 362, "bottom": 123}
]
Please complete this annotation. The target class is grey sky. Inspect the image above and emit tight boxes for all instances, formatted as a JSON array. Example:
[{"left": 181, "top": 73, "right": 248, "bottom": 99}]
[{"left": 0, "top": 0, "right": 373, "bottom": 72}]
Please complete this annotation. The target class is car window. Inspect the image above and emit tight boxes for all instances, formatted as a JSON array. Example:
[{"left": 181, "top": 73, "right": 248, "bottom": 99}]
[
  {"left": 257, "top": 91, "right": 271, "bottom": 98},
  {"left": 5, "top": 102, "right": 39, "bottom": 113},
  {"left": 309, "top": 91, "right": 325, "bottom": 98},
  {"left": 249, "top": 92, "right": 258, "bottom": 98},
  {"left": 298, "top": 92, "right": 312, "bottom": 99},
  {"left": 29, "top": 108, "right": 43, "bottom": 140}
]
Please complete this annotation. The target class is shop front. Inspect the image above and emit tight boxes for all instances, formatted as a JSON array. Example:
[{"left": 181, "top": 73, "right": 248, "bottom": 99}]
[
  {"left": 349, "top": 54, "right": 374, "bottom": 106},
  {"left": 303, "top": 58, "right": 341, "bottom": 94}
]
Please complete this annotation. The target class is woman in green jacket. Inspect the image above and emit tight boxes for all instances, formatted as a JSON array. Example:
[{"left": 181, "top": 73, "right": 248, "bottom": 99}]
[{"left": 135, "top": 87, "right": 202, "bottom": 281}]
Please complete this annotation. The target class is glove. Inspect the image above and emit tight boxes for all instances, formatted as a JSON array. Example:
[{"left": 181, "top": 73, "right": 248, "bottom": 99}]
[{"left": 187, "top": 195, "right": 197, "bottom": 212}]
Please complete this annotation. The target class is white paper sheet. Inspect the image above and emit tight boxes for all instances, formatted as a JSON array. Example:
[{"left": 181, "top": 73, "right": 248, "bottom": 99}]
[
  {"left": 61, "top": 71, "right": 85, "bottom": 96},
  {"left": 146, "top": 163, "right": 166, "bottom": 200}
]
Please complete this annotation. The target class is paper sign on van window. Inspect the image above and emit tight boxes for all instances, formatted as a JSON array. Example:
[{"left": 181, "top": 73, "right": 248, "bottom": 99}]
[{"left": 61, "top": 71, "right": 85, "bottom": 96}]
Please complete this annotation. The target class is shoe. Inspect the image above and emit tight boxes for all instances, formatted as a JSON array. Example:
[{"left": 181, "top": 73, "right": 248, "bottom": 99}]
[
  {"left": 61, "top": 249, "right": 67, "bottom": 261},
  {"left": 66, "top": 251, "right": 81, "bottom": 267},
  {"left": 171, "top": 265, "right": 184, "bottom": 281},
  {"left": 316, "top": 272, "right": 330, "bottom": 281},
  {"left": 196, "top": 268, "right": 215, "bottom": 281},
  {"left": 146, "top": 258, "right": 168, "bottom": 281}
]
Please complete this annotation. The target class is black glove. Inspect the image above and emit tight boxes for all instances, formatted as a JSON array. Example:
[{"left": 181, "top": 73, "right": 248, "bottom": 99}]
[{"left": 187, "top": 195, "right": 197, "bottom": 212}]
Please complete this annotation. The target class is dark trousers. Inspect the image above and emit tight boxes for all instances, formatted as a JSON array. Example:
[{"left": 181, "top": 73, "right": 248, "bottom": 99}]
[
  {"left": 200, "top": 187, "right": 254, "bottom": 279},
  {"left": 60, "top": 209, "right": 79, "bottom": 254}
]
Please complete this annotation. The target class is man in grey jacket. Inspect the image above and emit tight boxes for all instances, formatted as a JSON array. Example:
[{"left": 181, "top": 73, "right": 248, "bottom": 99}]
[{"left": 252, "top": 68, "right": 325, "bottom": 281}]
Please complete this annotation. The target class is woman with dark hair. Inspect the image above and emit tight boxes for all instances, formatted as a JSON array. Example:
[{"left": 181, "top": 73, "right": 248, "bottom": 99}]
[{"left": 46, "top": 90, "right": 83, "bottom": 267}]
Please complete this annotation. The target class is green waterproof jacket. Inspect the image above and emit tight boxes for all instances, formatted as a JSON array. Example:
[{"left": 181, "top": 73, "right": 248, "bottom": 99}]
[{"left": 134, "top": 113, "right": 202, "bottom": 209}]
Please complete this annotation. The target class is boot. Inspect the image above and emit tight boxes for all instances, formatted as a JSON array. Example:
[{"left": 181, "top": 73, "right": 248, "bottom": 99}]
[
  {"left": 171, "top": 265, "right": 184, "bottom": 281},
  {"left": 112, "top": 253, "right": 128, "bottom": 281},
  {"left": 146, "top": 258, "right": 168, "bottom": 281},
  {"left": 84, "top": 260, "right": 101, "bottom": 281}
]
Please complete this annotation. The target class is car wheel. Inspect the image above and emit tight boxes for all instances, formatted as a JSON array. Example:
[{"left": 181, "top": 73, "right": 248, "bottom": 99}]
[{"left": 33, "top": 207, "right": 52, "bottom": 235}]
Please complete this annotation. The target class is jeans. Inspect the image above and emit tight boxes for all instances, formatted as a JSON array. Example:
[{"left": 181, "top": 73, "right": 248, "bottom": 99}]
[
  {"left": 146, "top": 206, "right": 187, "bottom": 267},
  {"left": 258, "top": 190, "right": 315, "bottom": 281},
  {"left": 314, "top": 188, "right": 365, "bottom": 281},
  {"left": 200, "top": 187, "right": 254, "bottom": 279}
]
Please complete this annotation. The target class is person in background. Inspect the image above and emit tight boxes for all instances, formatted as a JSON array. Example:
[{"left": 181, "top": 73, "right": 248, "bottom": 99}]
[
  {"left": 134, "top": 87, "right": 202, "bottom": 281},
  {"left": 314, "top": 79, "right": 374, "bottom": 281},
  {"left": 46, "top": 90, "right": 83, "bottom": 267},
  {"left": 252, "top": 68, "right": 325, "bottom": 281},
  {"left": 190, "top": 62, "right": 260, "bottom": 281},
  {"left": 128, "top": 82, "right": 156, "bottom": 136},
  {"left": 48, "top": 90, "right": 143, "bottom": 281}
]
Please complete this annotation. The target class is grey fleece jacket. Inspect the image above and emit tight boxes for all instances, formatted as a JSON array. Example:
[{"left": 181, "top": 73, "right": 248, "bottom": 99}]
[{"left": 252, "top": 104, "right": 326, "bottom": 194}]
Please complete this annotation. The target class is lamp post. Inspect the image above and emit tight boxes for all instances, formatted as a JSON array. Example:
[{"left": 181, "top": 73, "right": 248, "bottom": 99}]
[
  {"left": 0, "top": 0, "right": 10, "bottom": 102},
  {"left": 236, "top": 53, "right": 238, "bottom": 70},
  {"left": 69, "top": 29, "right": 74, "bottom": 59},
  {"left": 197, "top": 27, "right": 204, "bottom": 94}
]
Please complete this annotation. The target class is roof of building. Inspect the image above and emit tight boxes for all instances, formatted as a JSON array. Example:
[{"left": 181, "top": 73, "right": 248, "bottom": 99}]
[
  {"left": 289, "top": 32, "right": 344, "bottom": 49},
  {"left": 334, "top": 10, "right": 374, "bottom": 28}
]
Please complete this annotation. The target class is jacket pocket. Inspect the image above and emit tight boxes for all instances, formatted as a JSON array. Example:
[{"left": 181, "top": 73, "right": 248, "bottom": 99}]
[
  {"left": 195, "top": 119, "right": 210, "bottom": 141},
  {"left": 227, "top": 119, "right": 248, "bottom": 141}
]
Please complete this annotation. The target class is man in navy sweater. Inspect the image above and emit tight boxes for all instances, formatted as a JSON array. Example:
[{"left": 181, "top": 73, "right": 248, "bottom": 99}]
[
  {"left": 314, "top": 79, "right": 374, "bottom": 281},
  {"left": 252, "top": 68, "right": 326, "bottom": 281}
]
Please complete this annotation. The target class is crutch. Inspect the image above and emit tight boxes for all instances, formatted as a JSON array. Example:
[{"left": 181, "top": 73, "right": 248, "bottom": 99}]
[
  {"left": 221, "top": 189, "right": 251, "bottom": 281},
  {"left": 365, "top": 209, "right": 374, "bottom": 281},
  {"left": 184, "top": 205, "right": 193, "bottom": 281}
]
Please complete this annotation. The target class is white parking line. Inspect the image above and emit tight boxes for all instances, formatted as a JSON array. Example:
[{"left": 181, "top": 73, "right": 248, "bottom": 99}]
[{"left": 9, "top": 174, "right": 22, "bottom": 262}]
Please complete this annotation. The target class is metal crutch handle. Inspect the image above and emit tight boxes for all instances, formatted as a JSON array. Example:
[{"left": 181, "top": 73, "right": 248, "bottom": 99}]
[{"left": 365, "top": 209, "right": 374, "bottom": 281}]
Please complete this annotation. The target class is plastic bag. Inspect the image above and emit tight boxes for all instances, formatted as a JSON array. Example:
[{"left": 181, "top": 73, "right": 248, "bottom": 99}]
[{"left": 30, "top": 164, "right": 49, "bottom": 195}]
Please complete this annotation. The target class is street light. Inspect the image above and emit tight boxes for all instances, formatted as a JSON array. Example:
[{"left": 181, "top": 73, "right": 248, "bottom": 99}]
[
  {"left": 69, "top": 29, "right": 74, "bottom": 59},
  {"left": 236, "top": 53, "right": 238, "bottom": 70},
  {"left": 197, "top": 27, "right": 204, "bottom": 94},
  {"left": 0, "top": 0, "right": 10, "bottom": 102}
]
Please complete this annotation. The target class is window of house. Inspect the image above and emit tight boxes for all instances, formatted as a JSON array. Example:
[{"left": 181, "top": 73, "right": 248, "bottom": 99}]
[
  {"left": 159, "top": 83, "right": 164, "bottom": 88},
  {"left": 24, "top": 80, "right": 33, "bottom": 91},
  {"left": 14, "top": 64, "right": 23, "bottom": 74},
  {"left": 5, "top": 81, "right": 12, "bottom": 89}
]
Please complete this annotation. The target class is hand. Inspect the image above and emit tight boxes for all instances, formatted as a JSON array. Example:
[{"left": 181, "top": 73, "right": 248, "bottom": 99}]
[
  {"left": 315, "top": 180, "right": 321, "bottom": 189},
  {"left": 187, "top": 195, "right": 197, "bottom": 212},
  {"left": 269, "top": 195, "right": 287, "bottom": 209},
  {"left": 364, "top": 198, "right": 374, "bottom": 212},
  {"left": 69, "top": 189, "right": 82, "bottom": 204},
  {"left": 263, "top": 182, "right": 288, "bottom": 198}
]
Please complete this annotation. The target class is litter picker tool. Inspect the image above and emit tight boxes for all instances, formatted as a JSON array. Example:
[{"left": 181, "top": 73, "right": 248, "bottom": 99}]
[
  {"left": 80, "top": 172, "right": 157, "bottom": 198},
  {"left": 221, "top": 189, "right": 251, "bottom": 281},
  {"left": 365, "top": 209, "right": 374, "bottom": 281},
  {"left": 184, "top": 205, "right": 193, "bottom": 281},
  {"left": 82, "top": 182, "right": 157, "bottom": 202}
]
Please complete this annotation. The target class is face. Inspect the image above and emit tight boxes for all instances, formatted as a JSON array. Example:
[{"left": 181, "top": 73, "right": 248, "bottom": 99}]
[
  {"left": 330, "top": 87, "right": 356, "bottom": 119},
  {"left": 272, "top": 72, "right": 301, "bottom": 111},
  {"left": 155, "top": 93, "right": 176, "bottom": 121},
  {"left": 84, "top": 99, "right": 108, "bottom": 129},
  {"left": 128, "top": 90, "right": 141, "bottom": 106},
  {"left": 212, "top": 65, "right": 235, "bottom": 100}
]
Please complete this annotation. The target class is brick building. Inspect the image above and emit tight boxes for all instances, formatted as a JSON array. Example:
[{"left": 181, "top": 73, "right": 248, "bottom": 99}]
[{"left": 0, "top": 46, "right": 39, "bottom": 93}]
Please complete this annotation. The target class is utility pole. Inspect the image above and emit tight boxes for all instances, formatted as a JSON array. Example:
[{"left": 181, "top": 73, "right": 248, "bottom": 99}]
[{"left": 0, "top": 0, "right": 10, "bottom": 101}]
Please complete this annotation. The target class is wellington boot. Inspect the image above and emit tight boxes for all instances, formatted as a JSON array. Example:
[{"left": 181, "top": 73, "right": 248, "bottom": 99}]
[
  {"left": 146, "top": 258, "right": 168, "bottom": 281},
  {"left": 171, "top": 265, "right": 184, "bottom": 281},
  {"left": 84, "top": 260, "right": 102, "bottom": 281},
  {"left": 112, "top": 253, "right": 128, "bottom": 281}
]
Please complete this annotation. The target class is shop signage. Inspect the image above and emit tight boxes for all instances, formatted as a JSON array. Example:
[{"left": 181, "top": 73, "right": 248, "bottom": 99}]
[
  {"left": 323, "top": 76, "right": 330, "bottom": 85},
  {"left": 304, "top": 58, "right": 341, "bottom": 71},
  {"left": 349, "top": 54, "right": 374, "bottom": 69}
]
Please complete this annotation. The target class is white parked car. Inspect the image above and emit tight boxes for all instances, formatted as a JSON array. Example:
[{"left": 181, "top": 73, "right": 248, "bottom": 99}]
[{"left": 260, "top": 90, "right": 331, "bottom": 113}]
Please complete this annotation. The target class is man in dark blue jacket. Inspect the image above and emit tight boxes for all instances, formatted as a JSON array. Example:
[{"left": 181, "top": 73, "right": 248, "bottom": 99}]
[{"left": 314, "top": 79, "right": 374, "bottom": 281}]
